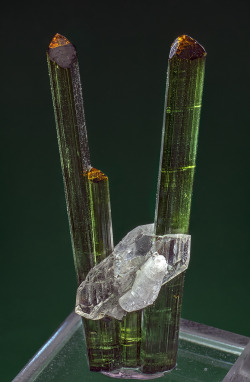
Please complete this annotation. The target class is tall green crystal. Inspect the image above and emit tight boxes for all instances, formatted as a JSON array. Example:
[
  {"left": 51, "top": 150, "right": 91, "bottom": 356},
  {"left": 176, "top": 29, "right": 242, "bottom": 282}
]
[
  {"left": 155, "top": 35, "right": 206, "bottom": 235},
  {"left": 47, "top": 34, "right": 93, "bottom": 282},
  {"left": 47, "top": 34, "right": 119, "bottom": 372},
  {"left": 141, "top": 35, "right": 206, "bottom": 373}
]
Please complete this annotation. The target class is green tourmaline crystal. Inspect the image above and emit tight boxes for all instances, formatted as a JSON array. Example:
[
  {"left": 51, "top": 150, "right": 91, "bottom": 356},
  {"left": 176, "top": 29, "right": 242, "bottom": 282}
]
[
  {"left": 47, "top": 34, "right": 93, "bottom": 282},
  {"left": 141, "top": 35, "right": 206, "bottom": 373},
  {"left": 47, "top": 33, "right": 119, "bottom": 372},
  {"left": 85, "top": 168, "right": 114, "bottom": 264},
  {"left": 83, "top": 318, "right": 120, "bottom": 371},
  {"left": 120, "top": 311, "right": 141, "bottom": 368},
  {"left": 141, "top": 273, "right": 185, "bottom": 372},
  {"left": 155, "top": 35, "right": 206, "bottom": 235},
  {"left": 81, "top": 169, "right": 120, "bottom": 371}
]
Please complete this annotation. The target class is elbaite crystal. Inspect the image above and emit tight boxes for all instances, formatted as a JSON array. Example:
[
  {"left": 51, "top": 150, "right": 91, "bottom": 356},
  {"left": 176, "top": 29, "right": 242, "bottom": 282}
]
[
  {"left": 141, "top": 35, "right": 206, "bottom": 373},
  {"left": 47, "top": 33, "right": 92, "bottom": 282},
  {"left": 84, "top": 168, "right": 114, "bottom": 264},
  {"left": 82, "top": 167, "right": 120, "bottom": 372},
  {"left": 47, "top": 33, "right": 120, "bottom": 372},
  {"left": 155, "top": 35, "right": 206, "bottom": 235}
]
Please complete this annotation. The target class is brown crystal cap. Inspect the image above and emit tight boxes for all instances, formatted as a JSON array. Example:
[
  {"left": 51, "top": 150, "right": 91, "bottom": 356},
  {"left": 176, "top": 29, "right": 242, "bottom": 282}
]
[
  {"left": 169, "top": 35, "right": 206, "bottom": 60},
  {"left": 49, "top": 33, "right": 70, "bottom": 49},
  {"left": 83, "top": 168, "right": 108, "bottom": 183},
  {"left": 47, "top": 33, "right": 77, "bottom": 68}
]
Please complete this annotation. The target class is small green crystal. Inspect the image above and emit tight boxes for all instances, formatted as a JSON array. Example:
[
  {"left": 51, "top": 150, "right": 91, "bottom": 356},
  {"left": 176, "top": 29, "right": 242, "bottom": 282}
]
[
  {"left": 85, "top": 168, "right": 114, "bottom": 264},
  {"left": 81, "top": 169, "right": 120, "bottom": 371}
]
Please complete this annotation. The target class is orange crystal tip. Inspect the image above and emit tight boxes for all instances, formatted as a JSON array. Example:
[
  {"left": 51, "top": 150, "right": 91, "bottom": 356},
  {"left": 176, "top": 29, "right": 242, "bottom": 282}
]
[
  {"left": 169, "top": 35, "right": 206, "bottom": 60},
  {"left": 49, "top": 33, "right": 71, "bottom": 49},
  {"left": 84, "top": 168, "right": 108, "bottom": 183},
  {"left": 47, "top": 33, "right": 77, "bottom": 68}
]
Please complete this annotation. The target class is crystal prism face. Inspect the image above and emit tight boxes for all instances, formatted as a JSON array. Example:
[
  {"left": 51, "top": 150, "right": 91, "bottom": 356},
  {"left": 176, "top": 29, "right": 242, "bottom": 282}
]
[{"left": 75, "top": 224, "right": 190, "bottom": 320}]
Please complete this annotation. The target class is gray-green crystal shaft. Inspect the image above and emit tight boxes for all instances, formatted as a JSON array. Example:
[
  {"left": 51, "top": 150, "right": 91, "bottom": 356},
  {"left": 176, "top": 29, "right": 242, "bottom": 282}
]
[
  {"left": 120, "top": 312, "right": 141, "bottom": 368},
  {"left": 47, "top": 34, "right": 119, "bottom": 372},
  {"left": 141, "top": 35, "right": 206, "bottom": 373},
  {"left": 86, "top": 169, "right": 114, "bottom": 264},
  {"left": 141, "top": 273, "right": 185, "bottom": 372},
  {"left": 155, "top": 37, "right": 206, "bottom": 235},
  {"left": 82, "top": 170, "right": 120, "bottom": 371},
  {"left": 47, "top": 39, "right": 93, "bottom": 283}
]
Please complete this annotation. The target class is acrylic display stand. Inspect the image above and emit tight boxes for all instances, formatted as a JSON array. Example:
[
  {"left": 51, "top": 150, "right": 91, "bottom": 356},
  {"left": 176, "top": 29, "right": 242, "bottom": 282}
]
[{"left": 13, "top": 312, "right": 250, "bottom": 382}]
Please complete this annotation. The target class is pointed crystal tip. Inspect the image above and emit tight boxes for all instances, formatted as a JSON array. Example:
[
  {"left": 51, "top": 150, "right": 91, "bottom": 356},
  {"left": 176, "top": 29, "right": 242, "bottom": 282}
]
[
  {"left": 47, "top": 33, "right": 77, "bottom": 68},
  {"left": 169, "top": 35, "right": 206, "bottom": 60},
  {"left": 49, "top": 33, "right": 70, "bottom": 49}
]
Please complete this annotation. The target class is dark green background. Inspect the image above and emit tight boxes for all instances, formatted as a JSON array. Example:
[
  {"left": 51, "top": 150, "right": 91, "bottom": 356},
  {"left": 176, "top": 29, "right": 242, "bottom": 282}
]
[{"left": 2, "top": 1, "right": 250, "bottom": 380}]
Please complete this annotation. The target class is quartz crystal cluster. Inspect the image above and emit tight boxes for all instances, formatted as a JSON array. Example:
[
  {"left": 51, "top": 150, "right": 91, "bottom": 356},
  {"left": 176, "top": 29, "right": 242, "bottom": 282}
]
[{"left": 75, "top": 224, "right": 190, "bottom": 320}]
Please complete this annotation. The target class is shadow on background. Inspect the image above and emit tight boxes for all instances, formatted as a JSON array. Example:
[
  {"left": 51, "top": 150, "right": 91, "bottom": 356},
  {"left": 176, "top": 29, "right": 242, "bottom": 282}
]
[{"left": 1, "top": 1, "right": 250, "bottom": 380}]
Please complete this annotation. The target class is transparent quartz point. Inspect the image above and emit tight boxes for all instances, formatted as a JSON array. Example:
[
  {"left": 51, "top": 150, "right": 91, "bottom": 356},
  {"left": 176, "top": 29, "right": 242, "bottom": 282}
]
[{"left": 75, "top": 224, "right": 190, "bottom": 320}]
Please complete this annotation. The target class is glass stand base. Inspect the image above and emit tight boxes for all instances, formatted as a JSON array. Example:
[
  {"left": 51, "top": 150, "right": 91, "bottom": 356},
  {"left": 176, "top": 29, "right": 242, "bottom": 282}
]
[
  {"left": 102, "top": 368, "right": 166, "bottom": 380},
  {"left": 13, "top": 312, "right": 250, "bottom": 382}
]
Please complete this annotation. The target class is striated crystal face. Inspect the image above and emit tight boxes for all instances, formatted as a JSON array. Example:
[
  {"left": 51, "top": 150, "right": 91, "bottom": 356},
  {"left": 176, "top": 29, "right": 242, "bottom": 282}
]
[{"left": 75, "top": 224, "right": 190, "bottom": 320}]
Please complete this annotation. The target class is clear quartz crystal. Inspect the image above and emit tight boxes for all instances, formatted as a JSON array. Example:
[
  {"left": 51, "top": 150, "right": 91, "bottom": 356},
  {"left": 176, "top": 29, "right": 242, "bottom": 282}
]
[
  {"left": 75, "top": 224, "right": 190, "bottom": 321},
  {"left": 119, "top": 254, "right": 167, "bottom": 312}
]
